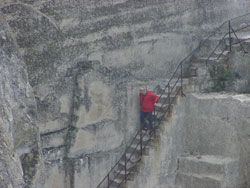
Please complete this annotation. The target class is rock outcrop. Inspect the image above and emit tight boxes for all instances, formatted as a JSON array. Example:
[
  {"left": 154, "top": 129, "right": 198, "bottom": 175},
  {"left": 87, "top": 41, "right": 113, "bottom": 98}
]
[
  {"left": 0, "top": 12, "right": 42, "bottom": 187},
  {"left": 0, "top": 0, "right": 250, "bottom": 187},
  {"left": 127, "top": 93, "right": 250, "bottom": 188}
]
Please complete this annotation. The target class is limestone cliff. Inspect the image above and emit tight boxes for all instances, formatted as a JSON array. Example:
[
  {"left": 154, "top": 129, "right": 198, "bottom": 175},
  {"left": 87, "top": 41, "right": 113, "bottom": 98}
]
[
  {"left": 0, "top": 0, "right": 250, "bottom": 187},
  {"left": 0, "top": 13, "right": 42, "bottom": 187}
]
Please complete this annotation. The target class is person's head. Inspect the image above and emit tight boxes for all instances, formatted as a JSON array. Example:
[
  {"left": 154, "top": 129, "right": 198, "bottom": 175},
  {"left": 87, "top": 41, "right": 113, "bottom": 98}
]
[{"left": 140, "top": 86, "right": 146, "bottom": 95}]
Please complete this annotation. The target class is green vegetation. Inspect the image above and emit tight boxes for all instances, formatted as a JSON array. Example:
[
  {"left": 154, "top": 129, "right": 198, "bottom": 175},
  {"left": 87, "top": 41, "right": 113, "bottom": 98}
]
[{"left": 209, "top": 64, "right": 236, "bottom": 92}]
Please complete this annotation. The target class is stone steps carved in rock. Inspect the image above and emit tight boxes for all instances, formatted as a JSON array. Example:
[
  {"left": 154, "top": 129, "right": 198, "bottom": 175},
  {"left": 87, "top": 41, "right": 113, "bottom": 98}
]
[
  {"left": 97, "top": 77, "right": 188, "bottom": 188},
  {"left": 118, "top": 160, "right": 139, "bottom": 173},
  {"left": 157, "top": 94, "right": 176, "bottom": 103},
  {"left": 154, "top": 103, "right": 174, "bottom": 112},
  {"left": 177, "top": 155, "right": 235, "bottom": 175},
  {"left": 176, "top": 155, "right": 237, "bottom": 188},
  {"left": 37, "top": 0, "right": 170, "bottom": 23},
  {"left": 100, "top": 16, "right": 250, "bottom": 188},
  {"left": 108, "top": 180, "right": 125, "bottom": 188},
  {"left": 113, "top": 168, "right": 136, "bottom": 182},
  {"left": 153, "top": 111, "right": 167, "bottom": 122},
  {"left": 176, "top": 172, "right": 222, "bottom": 188},
  {"left": 187, "top": 47, "right": 230, "bottom": 78},
  {"left": 196, "top": 38, "right": 228, "bottom": 57}
]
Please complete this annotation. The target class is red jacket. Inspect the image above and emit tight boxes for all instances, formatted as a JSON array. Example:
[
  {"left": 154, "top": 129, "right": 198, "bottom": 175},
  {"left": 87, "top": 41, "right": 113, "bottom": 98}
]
[{"left": 140, "top": 90, "right": 159, "bottom": 112}]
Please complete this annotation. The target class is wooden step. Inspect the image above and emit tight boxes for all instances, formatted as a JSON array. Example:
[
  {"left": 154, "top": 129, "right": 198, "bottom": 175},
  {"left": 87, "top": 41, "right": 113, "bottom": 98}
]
[
  {"left": 176, "top": 172, "right": 223, "bottom": 188},
  {"left": 156, "top": 80, "right": 188, "bottom": 94}
]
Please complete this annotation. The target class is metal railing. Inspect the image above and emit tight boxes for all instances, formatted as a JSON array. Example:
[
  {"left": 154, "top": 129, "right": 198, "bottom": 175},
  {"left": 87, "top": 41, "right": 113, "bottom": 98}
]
[
  {"left": 96, "top": 62, "right": 184, "bottom": 188},
  {"left": 196, "top": 12, "right": 250, "bottom": 91},
  {"left": 96, "top": 11, "right": 250, "bottom": 188}
]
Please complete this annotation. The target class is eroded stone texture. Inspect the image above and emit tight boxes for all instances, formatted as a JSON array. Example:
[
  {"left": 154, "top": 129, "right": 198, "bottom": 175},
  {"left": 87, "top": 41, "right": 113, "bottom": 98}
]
[
  {"left": 1, "top": 0, "right": 250, "bottom": 187},
  {"left": 75, "top": 80, "right": 114, "bottom": 127},
  {"left": 173, "top": 94, "right": 250, "bottom": 187},
  {"left": 127, "top": 93, "right": 250, "bottom": 188},
  {"left": 0, "top": 12, "right": 42, "bottom": 188},
  {"left": 228, "top": 51, "right": 250, "bottom": 93},
  {"left": 43, "top": 164, "right": 66, "bottom": 188}
]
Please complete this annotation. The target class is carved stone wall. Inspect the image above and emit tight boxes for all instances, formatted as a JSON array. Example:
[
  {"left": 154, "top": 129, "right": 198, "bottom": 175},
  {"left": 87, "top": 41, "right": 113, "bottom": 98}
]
[{"left": 0, "top": 0, "right": 250, "bottom": 187}]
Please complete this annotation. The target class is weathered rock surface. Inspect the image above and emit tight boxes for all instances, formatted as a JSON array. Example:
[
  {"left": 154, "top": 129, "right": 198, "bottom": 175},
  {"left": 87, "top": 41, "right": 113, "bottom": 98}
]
[
  {"left": 228, "top": 50, "right": 250, "bottom": 93},
  {"left": 0, "top": 0, "right": 250, "bottom": 187},
  {"left": 0, "top": 12, "right": 42, "bottom": 188},
  {"left": 174, "top": 93, "right": 250, "bottom": 188},
  {"left": 127, "top": 93, "right": 250, "bottom": 188}
]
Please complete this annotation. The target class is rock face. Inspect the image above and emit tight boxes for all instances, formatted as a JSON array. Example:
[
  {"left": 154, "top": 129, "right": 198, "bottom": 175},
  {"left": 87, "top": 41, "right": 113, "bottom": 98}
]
[
  {"left": 127, "top": 93, "right": 250, "bottom": 188},
  {"left": 228, "top": 51, "right": 250, "bottom": 93},
  {"left": 174, "top": 94, "right": 250, "bottom": 188},
  {"left": 0, "top": 0, "right": 250, "bottom": 187},
  {"left": 0, "top": 13, "right": 42, "bottom": 188}
]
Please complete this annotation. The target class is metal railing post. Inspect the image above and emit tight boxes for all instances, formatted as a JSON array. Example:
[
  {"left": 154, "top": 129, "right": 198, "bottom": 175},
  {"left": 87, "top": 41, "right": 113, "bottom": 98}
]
[
  {"left": 229, "top": 20, "right": 232, "bottom": 52},
  {"left": 107, "top": 173, "right": 110, "bottom": 188},
  {"left": 140, "top": 128, "right": 142, "bottom": 156},
  {"left": 124, "top": 153, "right": 127, "bottom": 181},
  {"left": 152, "top": 110, "right": 154, "bottom": 130},
  {"left": 168, "top": 84, "right": 171, "bottom": 116},
  {"left": 230, "top": 25, "right": 248, "bottom": 53},
  {"left": 153, "top": 109, "right": 156, "bottom": 137},
  {"left": 181, "top": 62, "right": 183, "bottom": 96}
]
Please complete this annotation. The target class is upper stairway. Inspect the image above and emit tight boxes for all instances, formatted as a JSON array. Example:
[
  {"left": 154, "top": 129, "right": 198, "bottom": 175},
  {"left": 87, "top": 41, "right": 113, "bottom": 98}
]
[
  {"left": 96, "top": 12, "right": 250, "bottom": 188},
  {"left": 185, "top": 13, "right": 250, "bottom": 92},
  {"left": 97, "top": 77, "right": 189, "bottom": 188}
]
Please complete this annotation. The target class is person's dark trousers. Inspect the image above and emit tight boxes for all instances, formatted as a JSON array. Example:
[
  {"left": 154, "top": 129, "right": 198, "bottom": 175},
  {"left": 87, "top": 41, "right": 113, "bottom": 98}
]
[{"left": 140, "top": 111, "right": 153, "bottom": 130}]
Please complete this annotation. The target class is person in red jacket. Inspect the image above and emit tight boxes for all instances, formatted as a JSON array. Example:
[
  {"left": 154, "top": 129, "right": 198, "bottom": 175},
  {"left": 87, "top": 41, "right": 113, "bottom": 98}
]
[{"left": 139, "top": 86, "right": 158, "bottom": 134}]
